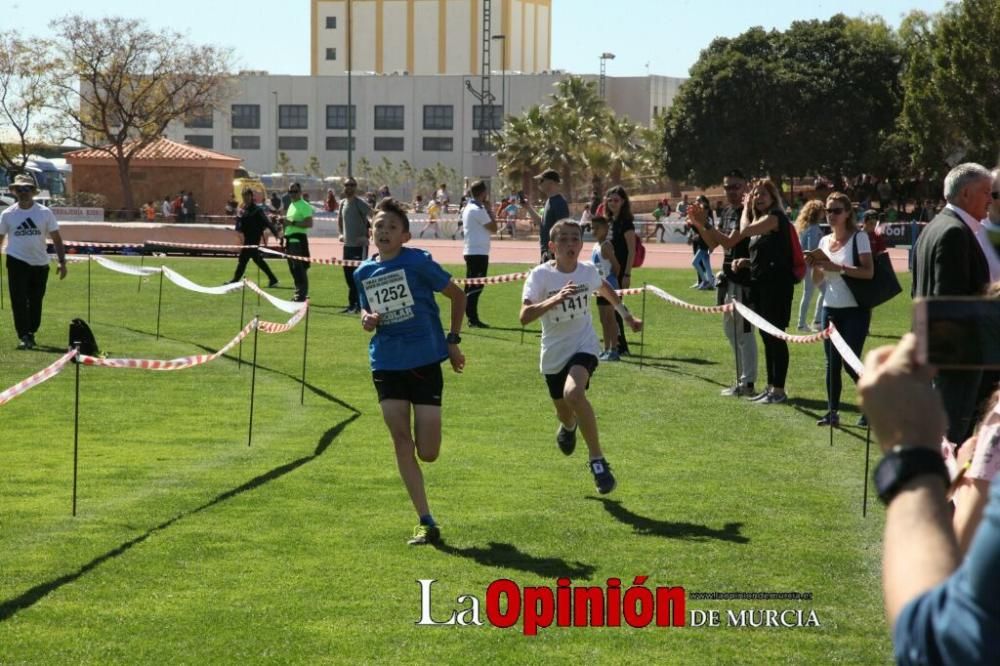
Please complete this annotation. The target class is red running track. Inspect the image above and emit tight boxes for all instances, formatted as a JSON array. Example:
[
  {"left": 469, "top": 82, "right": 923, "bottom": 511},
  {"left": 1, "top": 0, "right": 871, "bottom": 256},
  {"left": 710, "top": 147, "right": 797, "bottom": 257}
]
[{"left": 306, "top": 237, "right": 913, "bottom": 272}]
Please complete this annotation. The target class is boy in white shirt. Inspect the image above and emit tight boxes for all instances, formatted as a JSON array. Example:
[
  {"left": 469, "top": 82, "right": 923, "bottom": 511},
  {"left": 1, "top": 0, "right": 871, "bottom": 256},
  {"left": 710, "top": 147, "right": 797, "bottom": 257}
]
[{"left": 520, "top": 220, "right": 642, "bottom": 493}]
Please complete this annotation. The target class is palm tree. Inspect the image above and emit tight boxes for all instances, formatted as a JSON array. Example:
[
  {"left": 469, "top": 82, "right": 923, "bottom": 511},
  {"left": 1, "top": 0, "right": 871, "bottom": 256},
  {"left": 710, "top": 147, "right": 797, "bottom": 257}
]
[
  {"left": 496, "top": 106, "right": 544, "bottom": 198},
  {"left": 604, "top": 116, "right": 642, "bottom": 187}
]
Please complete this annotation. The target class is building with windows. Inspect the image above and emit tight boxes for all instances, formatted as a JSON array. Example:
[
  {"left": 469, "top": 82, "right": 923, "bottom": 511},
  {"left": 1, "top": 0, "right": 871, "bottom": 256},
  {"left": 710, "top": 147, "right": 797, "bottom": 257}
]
[
  {"left": 165, "top": 1, "right": 686, "bottom": 181},
  {"left": 311, "top": 0, "right": 551, "bottom": 76}
]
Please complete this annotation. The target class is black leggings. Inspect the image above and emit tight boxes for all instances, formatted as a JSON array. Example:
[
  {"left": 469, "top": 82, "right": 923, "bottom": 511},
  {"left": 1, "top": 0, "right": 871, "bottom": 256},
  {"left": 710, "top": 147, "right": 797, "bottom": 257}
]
[{"left": 760, "top": 331, "right": 789, "bottom": 390}]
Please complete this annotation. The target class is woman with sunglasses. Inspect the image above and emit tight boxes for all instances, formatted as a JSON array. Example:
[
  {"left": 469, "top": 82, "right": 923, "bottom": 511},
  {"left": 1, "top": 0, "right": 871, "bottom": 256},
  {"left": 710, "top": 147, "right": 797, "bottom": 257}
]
[{"left": 807, "top": 192, "right": 874, "bottom": 426}]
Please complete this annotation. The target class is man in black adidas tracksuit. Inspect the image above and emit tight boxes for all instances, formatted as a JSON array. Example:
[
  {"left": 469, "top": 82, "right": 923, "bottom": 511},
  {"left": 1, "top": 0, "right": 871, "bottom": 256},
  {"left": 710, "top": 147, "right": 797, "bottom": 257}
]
[{"left": 0, "top": 174, "right": 68, "bottom": 350}]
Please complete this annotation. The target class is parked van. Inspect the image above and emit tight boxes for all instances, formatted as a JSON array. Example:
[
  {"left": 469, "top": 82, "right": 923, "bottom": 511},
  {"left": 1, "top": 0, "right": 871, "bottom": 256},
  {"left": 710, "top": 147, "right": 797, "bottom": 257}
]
[{"left": 233, "top": 167, "right": 268, "bottom": 205}]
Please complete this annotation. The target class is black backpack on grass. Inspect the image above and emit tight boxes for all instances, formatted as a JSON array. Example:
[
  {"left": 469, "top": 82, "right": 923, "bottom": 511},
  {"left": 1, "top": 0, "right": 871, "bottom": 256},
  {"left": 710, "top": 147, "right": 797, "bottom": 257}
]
[{"left": 68, "top": 318, "right": 99, "bottom": 356}]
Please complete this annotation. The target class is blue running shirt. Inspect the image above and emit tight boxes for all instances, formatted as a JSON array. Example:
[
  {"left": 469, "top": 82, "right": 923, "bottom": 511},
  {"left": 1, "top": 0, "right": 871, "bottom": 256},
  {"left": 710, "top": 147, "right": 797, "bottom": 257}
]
[{"left": 353, "top": 247, "right": 452, "bottom": 370}]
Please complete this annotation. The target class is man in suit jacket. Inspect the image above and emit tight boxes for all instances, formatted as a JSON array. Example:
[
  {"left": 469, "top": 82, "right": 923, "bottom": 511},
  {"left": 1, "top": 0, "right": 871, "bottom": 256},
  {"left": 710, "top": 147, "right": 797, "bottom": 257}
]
[{"left": 912, "top": 162, "right": 993, "bottom": 444}]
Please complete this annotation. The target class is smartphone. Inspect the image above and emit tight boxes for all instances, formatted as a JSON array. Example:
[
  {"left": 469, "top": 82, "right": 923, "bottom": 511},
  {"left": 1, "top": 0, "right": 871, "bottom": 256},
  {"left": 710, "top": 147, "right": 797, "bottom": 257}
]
[{"left": 913, "top": 298, "right": 1000, "bottom": 369}]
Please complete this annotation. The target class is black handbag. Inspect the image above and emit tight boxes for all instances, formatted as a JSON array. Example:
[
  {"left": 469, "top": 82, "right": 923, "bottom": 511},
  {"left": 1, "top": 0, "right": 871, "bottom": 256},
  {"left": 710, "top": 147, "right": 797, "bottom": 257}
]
[{"left": 842, "top": 233, "right": 902, "bottom": 309}]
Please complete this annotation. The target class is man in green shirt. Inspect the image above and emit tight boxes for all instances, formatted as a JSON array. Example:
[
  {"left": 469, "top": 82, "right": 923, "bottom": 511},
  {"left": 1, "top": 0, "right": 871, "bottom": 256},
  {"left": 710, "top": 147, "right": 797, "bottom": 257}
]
[{"left": 282, "top": 182, "right": 313, "bottom": 302}]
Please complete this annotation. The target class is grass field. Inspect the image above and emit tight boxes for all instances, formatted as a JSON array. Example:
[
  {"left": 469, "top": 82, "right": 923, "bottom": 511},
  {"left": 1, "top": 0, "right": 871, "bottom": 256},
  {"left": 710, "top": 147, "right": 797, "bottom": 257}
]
[{"left": 0, "top": 255, "right": 910, "bottom": 664}]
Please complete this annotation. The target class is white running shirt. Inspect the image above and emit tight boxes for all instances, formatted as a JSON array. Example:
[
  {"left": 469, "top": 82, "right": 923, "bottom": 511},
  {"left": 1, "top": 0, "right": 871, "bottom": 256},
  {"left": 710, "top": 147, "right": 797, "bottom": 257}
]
[{"left": 522, "top": 261, "right": 603, "bottom": 374}]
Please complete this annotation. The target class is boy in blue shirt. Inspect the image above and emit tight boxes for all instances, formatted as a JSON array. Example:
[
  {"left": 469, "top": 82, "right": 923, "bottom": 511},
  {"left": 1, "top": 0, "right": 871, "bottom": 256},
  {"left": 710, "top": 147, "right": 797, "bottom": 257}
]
[{"left": 354, "top": 198, "right": 467, "bottom": 545}]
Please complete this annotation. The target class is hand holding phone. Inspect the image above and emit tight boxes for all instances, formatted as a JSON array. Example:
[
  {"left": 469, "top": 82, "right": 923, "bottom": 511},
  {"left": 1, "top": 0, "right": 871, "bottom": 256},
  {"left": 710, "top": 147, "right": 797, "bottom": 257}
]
[{"left": 913, "top": 298, "right": 1000, "bottom": 369}]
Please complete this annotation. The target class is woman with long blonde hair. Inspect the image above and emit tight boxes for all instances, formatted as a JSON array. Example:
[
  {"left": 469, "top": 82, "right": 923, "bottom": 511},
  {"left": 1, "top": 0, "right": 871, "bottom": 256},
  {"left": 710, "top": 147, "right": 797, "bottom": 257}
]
[
  {"left": 795, "top": 200, "right": 826, "bottom": 331},
  {"left": 807, "top": 191, "right": 874, "bottom": 426}
]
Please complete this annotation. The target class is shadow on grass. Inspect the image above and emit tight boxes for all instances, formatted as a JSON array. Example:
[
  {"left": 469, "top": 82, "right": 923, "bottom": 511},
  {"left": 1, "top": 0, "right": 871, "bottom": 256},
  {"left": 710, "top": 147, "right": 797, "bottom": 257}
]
[
  {"left": 0, "top": 413, "right": 359, "bottom": 623},
  {"left": 114, "top": 325, "right": 362, "bottom": 415},
  {"left": 627, "top": 355, "right": 717, "bottom": 366},
  {"left": 625, "top": 360, "right": 729, "bottom": 390},
  {"left": 587, "top": 498, "right": 750, "bottom": 544},
  {"left": 433, "top": 541, "right": 596, "bottom": 580},
  {"left": 784, "top": 398, "right": 870, "bottom": 444}
]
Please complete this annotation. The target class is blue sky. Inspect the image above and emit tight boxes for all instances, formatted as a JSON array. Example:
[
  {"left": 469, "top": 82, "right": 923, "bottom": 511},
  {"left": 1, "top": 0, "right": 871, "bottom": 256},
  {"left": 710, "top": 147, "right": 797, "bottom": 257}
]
[{"left": 26, "top": 0, "right": 947, "bottom": 77}]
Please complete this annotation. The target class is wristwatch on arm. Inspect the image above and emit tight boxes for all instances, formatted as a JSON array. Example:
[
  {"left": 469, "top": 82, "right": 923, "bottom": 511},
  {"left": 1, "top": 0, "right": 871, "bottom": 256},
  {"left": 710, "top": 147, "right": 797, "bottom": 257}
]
[
  {"left": 446, "top": 332, "right": 461, "bottom": 345},
  {"left": 874, "top": 446, "right": 949, "bottom": 505}
]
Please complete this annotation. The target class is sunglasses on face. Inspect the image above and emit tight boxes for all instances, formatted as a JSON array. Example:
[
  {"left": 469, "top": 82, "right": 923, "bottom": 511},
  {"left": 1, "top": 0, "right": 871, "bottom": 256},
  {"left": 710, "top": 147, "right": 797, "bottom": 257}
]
[
  {"left": 13, "top": 186, "right": 33, "bottom": 193},
  {"left": 993, "top": 191, "right": 1000, "bottom": 200},
  {"left": 826, "top": 207, "right": 845, "bottom": 215},
  {"left": 289, "top": 189, "right": 301, "bottom": 194}
]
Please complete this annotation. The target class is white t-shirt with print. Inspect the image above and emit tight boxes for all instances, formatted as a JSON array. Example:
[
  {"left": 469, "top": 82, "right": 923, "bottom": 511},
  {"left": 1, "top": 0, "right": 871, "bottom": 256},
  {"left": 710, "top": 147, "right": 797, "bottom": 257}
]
[
  {"left": 522, "top": 261, "right": 603, "bottom": 374},
  {"left": 0, "top": 203, "right": 59, "bottom": 266},
  {"left": 819, "top": 231, "right": 871, "bottom": 308}
]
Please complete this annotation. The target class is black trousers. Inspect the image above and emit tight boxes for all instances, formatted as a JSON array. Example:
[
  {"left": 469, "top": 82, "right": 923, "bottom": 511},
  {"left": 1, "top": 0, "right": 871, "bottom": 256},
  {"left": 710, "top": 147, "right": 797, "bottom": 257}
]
[
  {"left": 464, "top": 254, "right": 489, "bottom": 323},
  {"left": 284, "top": 234, "right": 310, "bottom": 300},
  {"left": 232, "top": 248, "right": 278, "bottom": 283},
  {"left": 7, "top": 256, "right": 50, "bottom": 339},
  {"left": 343, "top": 245, "right": 368, "bottom": 309}
]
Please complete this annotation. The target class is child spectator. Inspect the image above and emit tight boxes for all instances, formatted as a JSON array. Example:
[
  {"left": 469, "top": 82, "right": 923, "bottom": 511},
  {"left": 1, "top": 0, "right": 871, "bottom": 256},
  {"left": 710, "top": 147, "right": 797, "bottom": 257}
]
[{"left": 590, "top": 216, "right": 622, "bottom": 360}]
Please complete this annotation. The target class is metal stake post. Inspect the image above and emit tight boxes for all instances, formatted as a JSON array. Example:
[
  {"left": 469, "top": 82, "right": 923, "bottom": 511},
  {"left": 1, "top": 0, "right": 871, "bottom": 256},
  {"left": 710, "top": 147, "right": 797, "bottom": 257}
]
[
  {"left": 72, "top": 346, "right": 81, "bottom": 516},
  {"left": 638, "top": 285, "right": 647, "bottom": 370},
  {"left": 300, "top": 305, "right": 311, "bottom": 405},
  {"left": 155, "top": 270, "right": 164, "bottom": 339},
  {"left": 248, "top": 319, "right": 260, "bottom": 447}
]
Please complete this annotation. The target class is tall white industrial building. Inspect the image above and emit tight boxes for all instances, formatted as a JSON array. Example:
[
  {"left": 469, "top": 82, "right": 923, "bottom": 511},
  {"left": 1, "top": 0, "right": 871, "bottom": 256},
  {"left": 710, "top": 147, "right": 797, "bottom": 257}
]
[{"left": 166, "top": 0, "right": 685, "bottom": 179}]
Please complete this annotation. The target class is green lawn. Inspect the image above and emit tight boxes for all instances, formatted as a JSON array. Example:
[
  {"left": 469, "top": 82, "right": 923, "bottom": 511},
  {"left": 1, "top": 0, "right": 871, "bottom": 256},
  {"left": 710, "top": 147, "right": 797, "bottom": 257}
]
[{"left": 0, "top": 255, "right": 908, "bottom": 664}]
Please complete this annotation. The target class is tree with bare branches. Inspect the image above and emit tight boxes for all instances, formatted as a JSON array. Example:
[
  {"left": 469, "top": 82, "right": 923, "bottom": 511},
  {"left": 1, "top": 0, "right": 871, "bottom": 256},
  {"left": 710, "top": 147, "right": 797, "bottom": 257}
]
[
  {"left": 46, "top": 15, "right": 233, "bottom": 213},
  {"left": 0, "top": 35, "right": 50, "bottom": 178}
]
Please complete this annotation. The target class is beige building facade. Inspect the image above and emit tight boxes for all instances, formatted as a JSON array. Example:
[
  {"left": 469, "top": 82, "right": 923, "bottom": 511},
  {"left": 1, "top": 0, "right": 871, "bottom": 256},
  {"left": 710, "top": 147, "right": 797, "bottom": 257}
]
[{"left": 311, "top": 0, "right": 552, "bottom": 76}]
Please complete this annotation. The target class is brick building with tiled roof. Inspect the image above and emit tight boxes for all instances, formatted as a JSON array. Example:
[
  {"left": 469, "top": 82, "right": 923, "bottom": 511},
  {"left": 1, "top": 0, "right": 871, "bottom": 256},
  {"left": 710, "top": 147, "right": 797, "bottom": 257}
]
[{"left": 66, "top": 138, "right": 242, "bottom": 218}]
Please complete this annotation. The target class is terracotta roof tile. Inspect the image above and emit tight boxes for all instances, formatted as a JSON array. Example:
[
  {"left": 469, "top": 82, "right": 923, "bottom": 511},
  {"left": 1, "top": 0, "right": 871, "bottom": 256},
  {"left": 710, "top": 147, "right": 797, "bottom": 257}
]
[{"left": 66, "top": 137, "right": 241, "bottom": 163}]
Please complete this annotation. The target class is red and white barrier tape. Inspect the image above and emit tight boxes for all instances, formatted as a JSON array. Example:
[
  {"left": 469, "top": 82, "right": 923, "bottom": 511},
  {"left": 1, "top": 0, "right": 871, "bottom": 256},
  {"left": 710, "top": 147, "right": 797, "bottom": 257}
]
[
  {"left": 827, "top": 327, "right": 865, "bottom": 377},
  {"left": 0, "top": 349, "right": 77, "bottom": 407},
  {"left": 644, "top": 285, "right": 733, "bottom": 313},
  {"left": 258, "top": 302, "right": 310, "bottom": 333},
  {"left": 160, "top": 266, "right": 244, "bottom": 296},
  {"left": 732, "top": 301, "right": 831, "bottom": 344},
  {"left": 244, "top": 279, "right": 304, "bottom": 314},
  {"left": 79, "top": 319, "right": 257, "bottom": 370},
  {"left": 86, "top": 256, "right": 301, "bottom": 312},
  {"left": 259, "top": 247, "right": 364, "bottom": 267},
  {"left": 460, "top": 271, "right": 531, "bottom": 286},
  {"left": 63, "top": 240, "right": 145, "bottom": 248},
  {"left": 144, "top": 240, "right": 264, "bottom": 251},
  {"left": 95, "top": 255, "right": 161, "bottom": 276}
]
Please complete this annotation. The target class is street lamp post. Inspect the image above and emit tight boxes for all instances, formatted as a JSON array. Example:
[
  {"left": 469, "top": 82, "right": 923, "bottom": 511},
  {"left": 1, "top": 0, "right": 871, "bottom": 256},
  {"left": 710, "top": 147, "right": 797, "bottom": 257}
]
[
  {"left": 272, "top": 91, "right": 279, "bottom": 171},
  {"left": 346, "top": 0, "right": 354, "bottom": 178},
  {"left": 599, "top": 52, "right": 615, "bottom": 99},
  {"left": 491, "top": 34, "right": 507, "bottom": 130}
]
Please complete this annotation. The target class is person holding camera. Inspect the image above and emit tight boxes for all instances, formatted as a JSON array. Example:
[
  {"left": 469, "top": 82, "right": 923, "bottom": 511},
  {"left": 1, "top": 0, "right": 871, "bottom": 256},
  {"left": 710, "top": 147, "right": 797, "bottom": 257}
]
[
  {"left": 912, "top": 163, "right": 993, "bottom": 444},
  {"left": 859, "top": 333, "right": 1000, "bottom": 665},
  {"left": 687, "top": 169, "right": 758, "bottom": 397}
]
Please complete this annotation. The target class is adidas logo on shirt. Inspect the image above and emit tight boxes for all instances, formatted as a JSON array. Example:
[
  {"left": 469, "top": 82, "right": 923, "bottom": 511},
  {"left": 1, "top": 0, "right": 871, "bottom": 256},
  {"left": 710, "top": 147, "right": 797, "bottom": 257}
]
[{"left": 13, "top": 218, "right": 41, "bottom": 237}]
